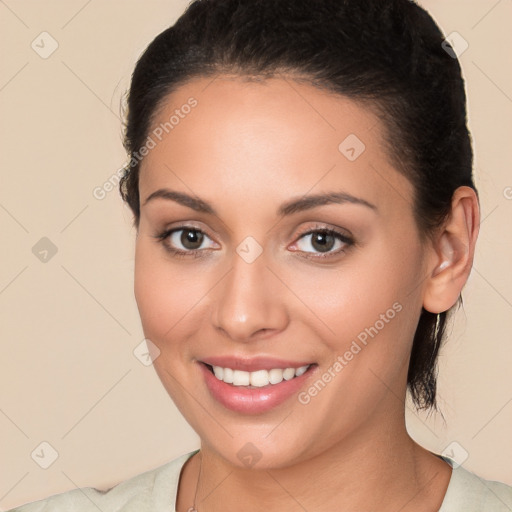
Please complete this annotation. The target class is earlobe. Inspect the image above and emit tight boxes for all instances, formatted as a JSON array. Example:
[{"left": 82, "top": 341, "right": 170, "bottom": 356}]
[{"left": 423, "top": 186, "right": 480, "bottom": 314}]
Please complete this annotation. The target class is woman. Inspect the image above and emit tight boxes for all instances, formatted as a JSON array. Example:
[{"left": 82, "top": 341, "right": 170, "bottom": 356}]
[{"left": 9, "top": 0, "right": 512, "bottom": 510}]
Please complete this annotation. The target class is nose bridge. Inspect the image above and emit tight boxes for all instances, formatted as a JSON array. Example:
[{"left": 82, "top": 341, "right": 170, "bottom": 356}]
[{"left": 211, "top": 243, "right": 288, "bottom": 341}]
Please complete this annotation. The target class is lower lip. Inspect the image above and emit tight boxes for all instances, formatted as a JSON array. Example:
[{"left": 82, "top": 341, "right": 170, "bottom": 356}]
[{"left": 199, "top": 363, "right": 316, "bottom": 414}]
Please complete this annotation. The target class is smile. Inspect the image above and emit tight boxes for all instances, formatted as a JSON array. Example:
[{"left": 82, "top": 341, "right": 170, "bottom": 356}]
[{"left": 198, "top": 359, "right": 317, "bottom": 414}]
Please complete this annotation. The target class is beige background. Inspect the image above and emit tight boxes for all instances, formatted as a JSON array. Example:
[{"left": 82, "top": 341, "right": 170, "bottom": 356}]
[{"left": 0, "top": 0, "right": 511, "bottom": 508}]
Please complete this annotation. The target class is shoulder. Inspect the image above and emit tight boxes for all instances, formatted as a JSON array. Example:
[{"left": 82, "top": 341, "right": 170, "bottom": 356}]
[
  {"left": 440, "top": 457, "right": 512, "bottom": 511},
  {"left": 6, "top": 450, "right": 198, "bottom": 512}
]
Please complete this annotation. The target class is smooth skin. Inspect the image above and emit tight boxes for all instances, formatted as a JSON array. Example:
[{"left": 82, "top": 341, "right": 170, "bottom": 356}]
[{"left": 134, "top": 75, "right": 479, "bottom": 511}]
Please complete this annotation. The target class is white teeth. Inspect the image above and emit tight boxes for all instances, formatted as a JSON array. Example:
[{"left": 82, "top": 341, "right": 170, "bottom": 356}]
[
  {"left": 283, "top": 368, "right": 296, "bottom": 381},
  {"left": 295, "top": 365, "right": 309, "bottom": 377},
  {"left": 223, "top": 367, "right": 234, "bottom": 384},
  {"left": 232, "top": 370, "right": 250, "bottom": 386},
  {"left": 210, "top": 364, "right": 311, "bottom": 387},
  {"left": 268, "top": 368, "right": 284, "bottom": 384},
  {"left": 250, "top": 370, "right": 269, "bottom": 387}
]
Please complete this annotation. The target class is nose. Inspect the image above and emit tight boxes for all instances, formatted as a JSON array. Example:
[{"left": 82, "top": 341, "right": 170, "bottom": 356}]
[{"left": 211, "top": 247, "right": 289, "bottom": 342}]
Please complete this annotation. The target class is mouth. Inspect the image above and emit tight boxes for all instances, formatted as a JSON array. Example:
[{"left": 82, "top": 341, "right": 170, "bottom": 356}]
[{"left": 198, "top": 359, "right": 318, "bottom": 414}]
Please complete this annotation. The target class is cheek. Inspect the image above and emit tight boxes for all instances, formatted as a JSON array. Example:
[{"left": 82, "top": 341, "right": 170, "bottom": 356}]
[
  {"left": 134, "top": 237, "right": 210, "bottom": 347},
  {"left": 286, "top": 247, "right": 423, "bottom": 429},
  {"left": 288, "top": 238, "right": 422, "bottom": 348}
]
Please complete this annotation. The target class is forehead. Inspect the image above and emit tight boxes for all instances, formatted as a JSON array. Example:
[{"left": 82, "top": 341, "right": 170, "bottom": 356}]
[{"left": 139, "top": 75, "right": 413, "bottom": 218}]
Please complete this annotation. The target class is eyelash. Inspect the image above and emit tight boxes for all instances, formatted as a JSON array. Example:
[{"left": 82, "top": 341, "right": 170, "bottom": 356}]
[{"left": 153, "top": 224, "right": 354, "bottom": 261}]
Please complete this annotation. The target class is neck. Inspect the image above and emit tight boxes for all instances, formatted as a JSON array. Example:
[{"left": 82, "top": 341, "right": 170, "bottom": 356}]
[{"left": 180, "top": 404, "right": 451, "bottom": 512}]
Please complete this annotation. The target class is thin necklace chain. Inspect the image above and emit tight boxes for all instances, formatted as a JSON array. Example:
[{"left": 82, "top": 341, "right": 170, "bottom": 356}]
[{"left": 191, "top": 450, "right": 203, "bottom": 512}]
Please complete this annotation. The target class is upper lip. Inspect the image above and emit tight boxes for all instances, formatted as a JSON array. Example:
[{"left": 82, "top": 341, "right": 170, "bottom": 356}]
[{"left": 199, "top": 356, "right": 314, "bottom": 372}]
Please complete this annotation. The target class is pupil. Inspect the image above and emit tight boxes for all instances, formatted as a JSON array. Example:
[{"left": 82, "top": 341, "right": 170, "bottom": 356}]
[{"left": 312, "top": 232, "right": 334, "bottom": 253}]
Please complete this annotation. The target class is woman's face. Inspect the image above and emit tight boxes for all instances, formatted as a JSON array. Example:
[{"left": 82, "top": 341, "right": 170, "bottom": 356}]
[{"left": 134, "top": 75, "right": 432, "bottom": 469}]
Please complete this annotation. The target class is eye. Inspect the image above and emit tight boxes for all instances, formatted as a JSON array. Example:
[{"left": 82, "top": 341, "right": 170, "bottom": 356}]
[
  {"left": 154, "top": 224, "right": 354, "bottom": 260},
  {"left": 155, "top": 226, "right": 218, "bottom": 257},
  {"left": 291, "top": 226, "right": 354, "bottom": 259}
]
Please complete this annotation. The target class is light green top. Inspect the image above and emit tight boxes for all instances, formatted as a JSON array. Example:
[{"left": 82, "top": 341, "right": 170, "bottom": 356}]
[{"left": 7, "top": 450, "right": 512, "bottom": 511}]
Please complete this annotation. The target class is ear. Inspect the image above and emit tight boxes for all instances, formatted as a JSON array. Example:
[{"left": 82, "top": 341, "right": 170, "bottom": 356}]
[{"left": 423, "top": 186, "right": 480, "bottom": 314}]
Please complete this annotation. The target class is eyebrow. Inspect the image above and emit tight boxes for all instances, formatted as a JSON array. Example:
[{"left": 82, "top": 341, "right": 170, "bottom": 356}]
[{"left": 143, "top": 188, "right": 378, "bottom": 216}]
